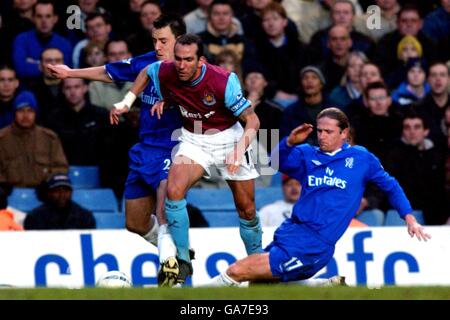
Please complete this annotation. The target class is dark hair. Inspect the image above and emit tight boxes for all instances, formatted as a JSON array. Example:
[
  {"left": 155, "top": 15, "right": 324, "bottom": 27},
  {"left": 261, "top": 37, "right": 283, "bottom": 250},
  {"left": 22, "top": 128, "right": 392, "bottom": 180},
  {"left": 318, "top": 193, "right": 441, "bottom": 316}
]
[
  {"left": 175, "top": 34, "right": 204, "bottom": 59},
  {"left": 104, "top": 38, "right": 130, "bottom": 56},
  {"left": 208, "top": 0, "right": 233, "bottom": 15},
  {"left": 397, "top": 4, "right": 422, "bottom": 19},
  {"left": 402, "top": 111, "right": 429, "bottom": 129},
  {"left": 261, "top": 2, "right": 287, "bottom": 19},
  {"left": 364, "top": 81, "right": 389, "bottom": 98},
  {"left": 141, "top": 0, "right": 161, "bottom": 10},
  {"left": 32, "top": 0, "right": 56, "bottom": 16},
  {"left": 0, "top": 184, "right": 12, "bottom": 210},
  {"left": 317, "top": 107, "right": 350, "bottom": 131},
  {"left": 0, "top": 65, "right": 16, "bottom": 74},
  {"left": 85, "top": 12, "right": 112, "bottom": 26},
  {"left": 153, "top": 13, "right": 186, "bottom": 38},
  {"left": 333, "top": 0, "right": 355, "bottom": 16},
  {"left": 428, "top": 61, "right": 450, "bottom": 76}
]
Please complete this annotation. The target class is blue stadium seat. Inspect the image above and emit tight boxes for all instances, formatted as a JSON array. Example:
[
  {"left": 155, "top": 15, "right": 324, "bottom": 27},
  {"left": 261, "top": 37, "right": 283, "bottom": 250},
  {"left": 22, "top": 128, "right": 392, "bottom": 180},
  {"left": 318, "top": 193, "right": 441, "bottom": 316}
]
[
  {"left": 356, "top": 209, "right": 385, "bottom": 226},
  {"left": 186, "top": 188, "right": 235, "bottom": 211},
  {"left": 69, "top": 166, "right": 100, "bottom": 189},
  {"left": 255, "top": 187, "right": 283, "bottom": 210},
  {"left": 384, "top": 209, "right": 425, "bottom": 226},
  {"left": 270, "top": 172, "right": 282, "bottom": 187},
  {"left": 201, "top": 210, "right": 240, "bottom": 227},
  {"left": 94, "top": 212, "right": 125, "bottom": 229},
  {"left": 7, "top": 188, "right": 41, "bottom": 212},
  {"left": 73, "top": 189, "right": 119, "bottom": 213}
]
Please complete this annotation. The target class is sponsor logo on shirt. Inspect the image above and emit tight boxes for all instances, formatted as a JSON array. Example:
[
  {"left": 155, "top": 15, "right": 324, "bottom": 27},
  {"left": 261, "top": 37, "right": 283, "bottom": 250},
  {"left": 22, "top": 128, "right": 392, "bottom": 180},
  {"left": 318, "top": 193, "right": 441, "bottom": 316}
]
[
  {"left": 308, "top": 167, "right": 347, "bottom": 189},
  {"left": 202, "top": 93, "right": 216, "bottom": 106}
]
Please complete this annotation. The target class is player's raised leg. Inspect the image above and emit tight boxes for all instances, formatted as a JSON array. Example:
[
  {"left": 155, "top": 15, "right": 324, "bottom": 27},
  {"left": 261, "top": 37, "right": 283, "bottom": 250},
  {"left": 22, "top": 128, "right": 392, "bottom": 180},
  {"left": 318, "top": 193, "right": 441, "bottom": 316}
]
[{"left": 228, "top": 179, "right": 264, "bottom": 255}]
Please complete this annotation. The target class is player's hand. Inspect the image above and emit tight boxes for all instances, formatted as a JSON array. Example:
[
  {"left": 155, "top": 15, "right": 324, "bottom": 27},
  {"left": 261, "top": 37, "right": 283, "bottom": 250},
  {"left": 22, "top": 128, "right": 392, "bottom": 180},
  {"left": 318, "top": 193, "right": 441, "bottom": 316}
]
[
  {"left": 150, "top": 100, "right": 165, "bottom": 120},
  {"left": 225, "top": 145, "right": 244, "bottom": 175},
  {"left": 286, "top": 123, "right": 314, "bottom": 146},
  {"left": 46, "top": 64, "right": 71, "bottom": 79},
  {"left": 110, "top": 105, "right": 129, "bottom": 125},
  {"left": 405, "top": 214, "right": 431, "bottom": 242}
]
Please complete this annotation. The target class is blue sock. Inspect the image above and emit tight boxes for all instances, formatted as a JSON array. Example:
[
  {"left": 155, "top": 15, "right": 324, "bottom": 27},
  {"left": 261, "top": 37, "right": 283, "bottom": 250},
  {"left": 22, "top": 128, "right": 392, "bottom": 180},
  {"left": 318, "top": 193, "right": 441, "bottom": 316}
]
[
  {"left": 165, "top": 199, "right": 190, "bottom": 262},
  {"left": 239, "top": 215, "right": 263, "bottom": 255}
]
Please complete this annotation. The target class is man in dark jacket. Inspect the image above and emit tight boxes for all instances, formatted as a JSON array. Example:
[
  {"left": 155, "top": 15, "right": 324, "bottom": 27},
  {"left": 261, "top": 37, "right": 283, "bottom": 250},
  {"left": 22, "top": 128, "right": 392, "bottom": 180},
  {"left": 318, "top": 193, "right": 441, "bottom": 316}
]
[{"left": 24, "top": 173, "right": 96, "bottom": 229}]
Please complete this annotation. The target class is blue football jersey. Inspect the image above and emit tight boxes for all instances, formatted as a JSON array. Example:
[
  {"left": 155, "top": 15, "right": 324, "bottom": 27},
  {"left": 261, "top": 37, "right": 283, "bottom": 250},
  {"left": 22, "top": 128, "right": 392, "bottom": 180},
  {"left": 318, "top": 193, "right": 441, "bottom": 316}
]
[
  {"left": 273, "top": 138, "right": 413, "bottom": 244},
  {"left": 105, "top": 52, "right": 182, "bottom": 149}
]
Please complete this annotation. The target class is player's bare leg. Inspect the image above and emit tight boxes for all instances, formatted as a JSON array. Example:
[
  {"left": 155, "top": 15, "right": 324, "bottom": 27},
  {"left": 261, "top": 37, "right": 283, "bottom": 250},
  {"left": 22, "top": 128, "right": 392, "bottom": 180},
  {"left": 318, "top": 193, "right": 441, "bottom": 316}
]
[
  {"left": 208, "top": 253, "right": 278, "bottom": 286},
  {"left": 163, "top": 155, "right": 205, "bottom": 285},
  {"left": 228, "top": 179, "right": 264, "bottom": 255},
  {"left": 125, "top": 196, "right": 158, "bottom": 245}
]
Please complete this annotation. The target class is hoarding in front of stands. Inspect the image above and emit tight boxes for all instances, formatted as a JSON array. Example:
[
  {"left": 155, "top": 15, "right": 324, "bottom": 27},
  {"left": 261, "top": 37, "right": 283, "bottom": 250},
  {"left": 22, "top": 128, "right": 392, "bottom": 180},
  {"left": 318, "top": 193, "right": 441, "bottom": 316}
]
[{"left": 0, "top": 227, "right": 449, "bottom": 288}]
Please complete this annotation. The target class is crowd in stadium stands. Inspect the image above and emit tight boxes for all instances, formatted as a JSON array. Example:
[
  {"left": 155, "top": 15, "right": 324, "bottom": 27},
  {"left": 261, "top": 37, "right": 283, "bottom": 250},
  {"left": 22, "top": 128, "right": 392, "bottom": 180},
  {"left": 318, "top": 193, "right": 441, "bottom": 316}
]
[{"left": 0, "top": 0, "right": 449, "bottom": 230}]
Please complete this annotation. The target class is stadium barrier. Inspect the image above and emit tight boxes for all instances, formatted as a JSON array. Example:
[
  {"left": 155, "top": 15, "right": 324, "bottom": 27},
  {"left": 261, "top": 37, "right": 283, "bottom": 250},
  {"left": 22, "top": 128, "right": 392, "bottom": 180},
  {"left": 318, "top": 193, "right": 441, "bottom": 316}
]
[{"left": 0, "top": 227, "right": 449, "bottom": 288}]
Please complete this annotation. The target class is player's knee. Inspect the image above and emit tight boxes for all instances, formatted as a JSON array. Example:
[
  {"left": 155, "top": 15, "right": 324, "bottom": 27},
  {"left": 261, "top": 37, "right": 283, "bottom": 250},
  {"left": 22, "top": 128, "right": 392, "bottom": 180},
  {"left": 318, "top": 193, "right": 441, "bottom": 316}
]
[
  {"left": 125, "top": 215, "right": 149, "bottom": 236},
  {"left": 237, "top": 205, "right": 256, "bottom": 220},
  {"left": 166, "top": 183, "right": 187, "bottom": 200}
]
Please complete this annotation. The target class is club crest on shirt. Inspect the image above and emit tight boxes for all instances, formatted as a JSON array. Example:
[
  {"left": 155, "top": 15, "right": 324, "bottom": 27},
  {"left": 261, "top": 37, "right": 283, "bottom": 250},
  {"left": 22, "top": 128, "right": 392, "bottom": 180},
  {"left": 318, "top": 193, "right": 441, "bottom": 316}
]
[{"left": 202, "top": 93, "right": 216, "bottom": 106}]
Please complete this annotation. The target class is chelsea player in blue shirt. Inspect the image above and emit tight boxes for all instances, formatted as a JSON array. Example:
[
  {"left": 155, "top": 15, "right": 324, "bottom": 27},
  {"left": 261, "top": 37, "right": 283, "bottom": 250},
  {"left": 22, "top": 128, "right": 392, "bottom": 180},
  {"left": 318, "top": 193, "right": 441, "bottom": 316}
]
[
  {"left": 209, "top": 107, "right": 430, "bottom": 286},
  {"left": 46, "top": 14, "right": 187, "bottom": 286}
]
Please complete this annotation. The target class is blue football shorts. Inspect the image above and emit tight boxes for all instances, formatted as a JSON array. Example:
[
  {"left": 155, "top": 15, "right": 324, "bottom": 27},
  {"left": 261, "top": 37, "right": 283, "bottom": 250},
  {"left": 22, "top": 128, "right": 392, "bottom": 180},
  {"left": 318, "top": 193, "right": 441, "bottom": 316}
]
[
  {"left": 124, "top": 143, "right": 172, "bottom": 200},
  {"left": 264, "top": 218, "right": 335, "bottom": 282}
]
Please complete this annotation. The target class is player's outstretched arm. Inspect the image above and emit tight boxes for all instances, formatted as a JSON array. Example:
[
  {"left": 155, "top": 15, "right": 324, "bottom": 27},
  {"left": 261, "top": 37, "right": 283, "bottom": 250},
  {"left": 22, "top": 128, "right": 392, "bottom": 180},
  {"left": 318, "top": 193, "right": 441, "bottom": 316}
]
[
  {"left": 405, "top": 214, "right": 431, "bottom": 241},
  {"left": 46, "top": 64, "right": 113, "bottom": 83},
  {"left": 286, "top": 124, "right": 314, "bottom": 146},
  {"left": 110, "top": 66, "right": 151, "bottom": 125}
]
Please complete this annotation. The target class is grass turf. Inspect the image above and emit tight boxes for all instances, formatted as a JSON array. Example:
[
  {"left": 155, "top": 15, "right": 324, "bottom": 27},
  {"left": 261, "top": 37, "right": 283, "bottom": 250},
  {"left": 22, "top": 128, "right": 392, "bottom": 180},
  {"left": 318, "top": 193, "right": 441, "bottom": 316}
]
[{"left": 0, "top": 286, "right": 449, "bottom": 300}]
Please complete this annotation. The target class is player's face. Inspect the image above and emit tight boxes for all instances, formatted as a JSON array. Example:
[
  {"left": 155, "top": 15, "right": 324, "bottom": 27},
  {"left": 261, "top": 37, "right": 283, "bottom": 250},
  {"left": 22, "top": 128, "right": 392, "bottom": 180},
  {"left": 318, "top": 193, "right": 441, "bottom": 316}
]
[
  {"left": 152, "top": 26, "right": 177, "bottom": 61},
  {"left": 174, "top": 43, "right": 203, "bottom": 82},
  {"left": 316, "top": 117, "right": 348, "bottom": 152}
]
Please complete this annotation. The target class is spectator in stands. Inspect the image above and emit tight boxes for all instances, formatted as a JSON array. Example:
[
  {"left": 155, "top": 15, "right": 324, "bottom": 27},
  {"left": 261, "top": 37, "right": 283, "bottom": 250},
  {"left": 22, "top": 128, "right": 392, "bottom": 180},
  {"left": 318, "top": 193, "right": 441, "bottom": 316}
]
[
  {"left": 255, "top": 2, "right": 310, "bottom": 107},
  {"left": 385, "top": 112, "right": 448, "bottom": 225},
  {"left": 28, "top": 47, "right": 64, "bottom": 125},
  {"left": 310, "top": 0, "right": 375, "bottom": 61},
  {"left": 215, "top": 49, "right": 243, "bottom": 83},
  {"left": 0, "top": 184, "right": 23, "bottom": 231},
  {"left": 77, "top": 0, "right": 107, "bottom": 34},
  {"left": 199, "top": 0, "right": 257, "bottom": 72},
  {"left": 352, "top": 81, "right": 402, "bottom": 164},
  {"left": 329, "top": 51, "right": 368, "bottom": 112},
  {"left": 259, "top": 174, "right": 301, "bottom": 227},
  {"left": 413, "top": 62, "right": 450, "bottom": 150},
  {"left": 0, "top": 90, "right": 68, "bottom": 188},
  {"left": 240, "top": 0, "right": 298, "bottom": 45},
  {"left": 354, "top": 0, "right": 400, "bottom": 42},
  {"left": 46, "top": 78, "right": 110, "bottom": 166},
  {"left": 347, "top": 62, "right": 384, "bottom": 121},
  {"left": 89, "top": 39, "right": 133, "bottom": 110},
  {"left": 126, "top": 0, "right": 162, "bottom": 56},
  {"left": 0, "top": 0, "right": 36, "bottom": 65},
  {"left": 422, "top": 0, "right": 450, "bottom": 44},
  {"left": 12, "top": 0, "right": 72, "bottom": 81},
  {"left": 0, "top": 65, "right": 20, "bottom": 129},
  {"left": 24, "top": 173, "right": 96, "bottom": 230},
  {"left": 375, "top": 4, "right": 437, "bottom": 81},
  {"left": 72, "top": 13, "right": 112, "bottom": 68},
  {"left": 319, "top": 25, "right": 353, "bottom": 92},
  {"left": 384, "top": 35, "right": 423, "bottom": 88},
  {"left": 391, "top": 58, "right": 430, "bottom": 107},
  {"left": 281, "top": 66, "right": 330, "bottom": 145},
  {"left": 184, "top": 0, "right": 243, "bottom": 35},
  {"left": 83, "top": 41, "right": 106, "bottom": 68}
]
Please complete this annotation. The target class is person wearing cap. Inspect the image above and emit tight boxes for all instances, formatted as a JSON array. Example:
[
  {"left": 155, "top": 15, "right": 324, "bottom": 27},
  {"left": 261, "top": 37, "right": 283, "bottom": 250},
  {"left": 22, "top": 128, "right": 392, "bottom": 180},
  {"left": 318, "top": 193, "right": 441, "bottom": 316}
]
[
  {"left": 0, "top": 90, "right": 68, "bottom": 188},
  {"left": 259, "top": 175, "right": 301, "bottom": 228},
  {"left": 280, "top": 65, "right": 331, "bottom": 146},
  {"left": 391, "top": 58, "right": 430, "bottom": 107},
  {"left": 24, "top": 173, "right": 96, "bottom": 230}
]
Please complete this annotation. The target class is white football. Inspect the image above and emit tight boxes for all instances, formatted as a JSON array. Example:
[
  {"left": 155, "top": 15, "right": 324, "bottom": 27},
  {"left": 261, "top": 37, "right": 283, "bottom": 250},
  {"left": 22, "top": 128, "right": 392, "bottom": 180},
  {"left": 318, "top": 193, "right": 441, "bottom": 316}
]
[{"left": 96, "top": 271, "right": 132, "bottom": 288}]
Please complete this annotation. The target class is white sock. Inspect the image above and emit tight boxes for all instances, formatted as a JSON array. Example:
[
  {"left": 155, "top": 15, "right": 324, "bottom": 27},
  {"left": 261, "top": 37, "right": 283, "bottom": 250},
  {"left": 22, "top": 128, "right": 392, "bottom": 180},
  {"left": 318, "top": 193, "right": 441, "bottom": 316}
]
[
  {"left": 157, "top": 224, "right": 177, "bottom": 264},
  {"left": 286, "top": 278, "right": 330, "bottom": 287},
  {"left": 142, "top": 215, "right": 159, "bottom": 247},
  {"left": 207, "top": 272, "right": 240, "bottom": 287}
]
